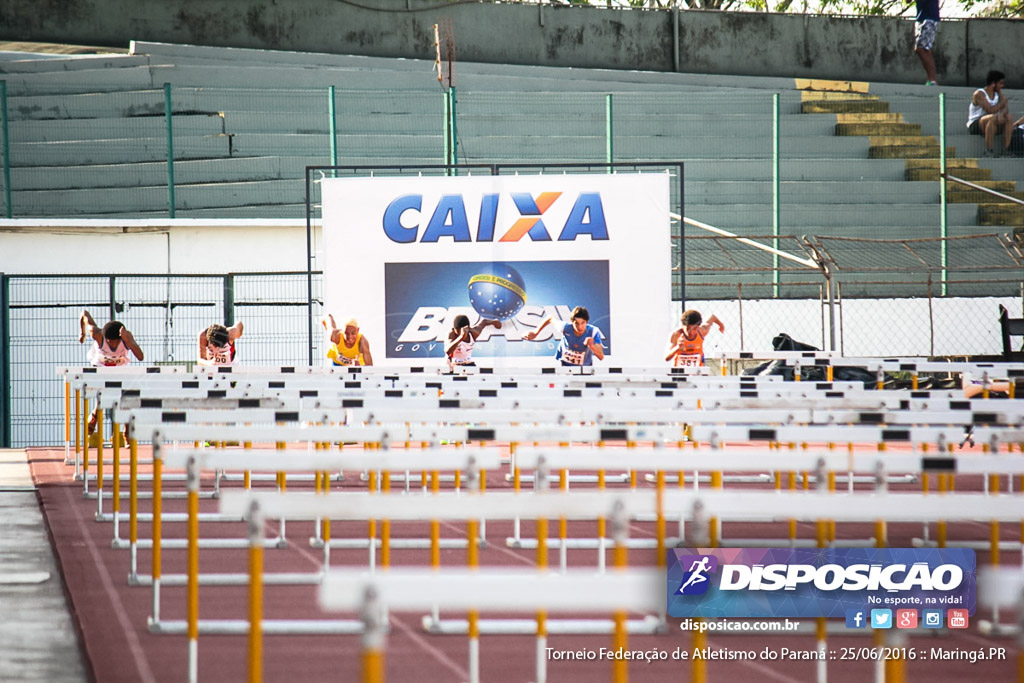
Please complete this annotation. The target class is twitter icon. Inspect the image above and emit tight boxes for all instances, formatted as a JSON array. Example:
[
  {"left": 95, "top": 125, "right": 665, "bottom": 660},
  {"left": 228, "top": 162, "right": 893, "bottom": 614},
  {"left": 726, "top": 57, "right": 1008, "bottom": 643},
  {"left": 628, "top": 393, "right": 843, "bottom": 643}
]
[{"left": 871, "top": 609, "right": 892, "bottom": 629}]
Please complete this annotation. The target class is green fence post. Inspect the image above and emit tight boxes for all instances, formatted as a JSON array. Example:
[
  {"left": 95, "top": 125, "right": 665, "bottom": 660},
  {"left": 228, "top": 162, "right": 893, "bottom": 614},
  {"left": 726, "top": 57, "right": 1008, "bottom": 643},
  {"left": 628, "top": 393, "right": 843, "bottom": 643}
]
[
  {"left": 164, "top": 83, "right": 176, "bottom": 218},
  {"left": 109, "top": 276, "right": 117, "bottom": 322},
  {"left": 449, "top": 86, "right": 458, "bottom": 173},
  {"left": 772, "top": 93, "right": 780, "bottom": 299},
  {"left": 223, "top": 274, "right": 235, "bottom": 327},
  {"left": 605, "top": 94, "right": 614, "bottom": 171},
  {"left": 443, "top": 90, "right": 452, "bottom": 173},
  {"left": 939, "top": 92, "right": 947, "bottom": 297},
  {"left": 0, "top": 81, "right": 12, "bottom": 218},
  {"left": 0, "top": 273, "right": 10, "bottom": 447},
  {"left": 328, "top": 85, "right": 338, "bottom": 175}
]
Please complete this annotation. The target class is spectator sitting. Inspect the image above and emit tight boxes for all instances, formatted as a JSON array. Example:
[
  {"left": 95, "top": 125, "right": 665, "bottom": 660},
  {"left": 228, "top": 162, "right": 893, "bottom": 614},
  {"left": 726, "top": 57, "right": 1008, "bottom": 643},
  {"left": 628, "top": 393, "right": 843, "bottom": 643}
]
[{"left": 967, "top": 70, "right": 1013, "bottom": 157}]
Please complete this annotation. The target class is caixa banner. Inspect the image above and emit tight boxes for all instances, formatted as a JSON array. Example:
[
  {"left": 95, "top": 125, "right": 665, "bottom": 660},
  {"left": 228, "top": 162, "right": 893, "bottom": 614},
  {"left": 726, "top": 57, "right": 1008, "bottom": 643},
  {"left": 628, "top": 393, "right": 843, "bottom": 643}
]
[
  {"left": 667, "top": 548, "right": 976, "bottom": 619},
  {"left": 320, "top": 174, "right": 671, "bottom": 367}
]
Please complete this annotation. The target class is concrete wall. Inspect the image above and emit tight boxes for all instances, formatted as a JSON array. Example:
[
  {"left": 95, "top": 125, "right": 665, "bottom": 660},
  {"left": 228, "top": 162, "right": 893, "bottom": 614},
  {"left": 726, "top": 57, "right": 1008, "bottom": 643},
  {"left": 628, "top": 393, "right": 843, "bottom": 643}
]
[
  {"left": 0, "top": 220, "right": 312, "bottom": 274},
  {"left": 2, "top": 1, "right": 1023, "bottom": 87}
]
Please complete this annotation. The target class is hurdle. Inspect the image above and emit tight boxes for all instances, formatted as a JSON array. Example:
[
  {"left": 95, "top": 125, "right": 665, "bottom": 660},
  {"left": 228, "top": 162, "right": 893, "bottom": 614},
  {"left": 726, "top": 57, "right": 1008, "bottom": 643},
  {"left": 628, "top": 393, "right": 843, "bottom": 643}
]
[{"left": 318, "top": 568, "right": 664, "bottom": 683}]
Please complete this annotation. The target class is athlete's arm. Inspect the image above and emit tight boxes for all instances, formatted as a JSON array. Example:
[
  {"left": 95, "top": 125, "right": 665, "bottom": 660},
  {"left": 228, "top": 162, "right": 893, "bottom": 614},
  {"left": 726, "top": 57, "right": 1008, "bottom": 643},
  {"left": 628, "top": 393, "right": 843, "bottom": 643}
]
[
  {"left": 524, "top": 316, "right": 553, "bottom": 342},
  {"left": 665, "top": 329, "right": 681, "bottom": 361},
  {"left": 198, "top": 329, "right": 209, "bottom": 360},
  {"left": 445, "top": 328, "right": 467, "bottom": 357},
  {"left": 121, "top": 327, "right": 144, "bottom": 361},
  {"left": 228, "top": 321, "right": 244, "bottom": 341},
  {"left": 80, "top": 310, "right": 101, "bottom": 344},
  {"left": 359, "top": 335, "right": 373, "bottom": 366}
]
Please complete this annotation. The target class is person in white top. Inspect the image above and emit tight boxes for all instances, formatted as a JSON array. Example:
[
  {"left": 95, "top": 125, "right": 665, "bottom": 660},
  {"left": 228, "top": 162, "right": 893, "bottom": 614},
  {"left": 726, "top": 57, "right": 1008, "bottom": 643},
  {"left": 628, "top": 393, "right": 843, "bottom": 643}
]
[
  {"left": 445, "top": 314, "right": 500, "bottom": 368},
  {"left": 198, "top": 322, "right": 244, "bottom": 366},
  {"left": 967, "top": 70, "right": 1012, "bottom": 157},
  {"left": 79, "top": 309, "right": 144, "bottom": 438}
]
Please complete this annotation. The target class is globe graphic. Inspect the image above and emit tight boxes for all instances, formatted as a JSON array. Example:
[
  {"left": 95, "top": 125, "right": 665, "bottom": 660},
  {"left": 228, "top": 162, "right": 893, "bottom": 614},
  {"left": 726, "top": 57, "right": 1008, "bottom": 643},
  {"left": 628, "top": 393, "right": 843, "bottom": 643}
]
[{"left": 467, "top": 263, "right": 527, "bottom": 321}]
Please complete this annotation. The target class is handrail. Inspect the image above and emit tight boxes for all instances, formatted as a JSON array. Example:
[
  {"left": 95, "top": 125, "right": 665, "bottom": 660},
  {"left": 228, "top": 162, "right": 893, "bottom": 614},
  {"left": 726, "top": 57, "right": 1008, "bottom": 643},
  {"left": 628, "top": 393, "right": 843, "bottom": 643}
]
[
  {"left": 942, "top": 173, "right": 1024, "bottom": 207},
  {"left": 670, "top": 212, "right": 819, "bottom": 269}
]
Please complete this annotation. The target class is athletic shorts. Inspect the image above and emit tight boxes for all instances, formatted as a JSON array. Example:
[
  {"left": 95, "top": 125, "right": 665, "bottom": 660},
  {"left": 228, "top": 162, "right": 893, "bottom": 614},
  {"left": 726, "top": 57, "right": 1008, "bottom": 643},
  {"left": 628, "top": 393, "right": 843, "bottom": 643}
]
[{"left": 915, "top": 20, "right": 938, "bottom": 51}]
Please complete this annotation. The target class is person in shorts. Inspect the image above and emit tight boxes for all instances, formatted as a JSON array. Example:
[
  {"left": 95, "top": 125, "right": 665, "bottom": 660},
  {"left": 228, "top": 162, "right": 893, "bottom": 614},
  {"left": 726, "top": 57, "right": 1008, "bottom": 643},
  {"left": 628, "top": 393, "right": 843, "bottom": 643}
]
[
  {"left": 914, "top": 0, "right": 940, "bottom": 86},
  {"left": 967, "top": 70, "right": 1013, "bottom": 157},
  {"left": 525, "top": 306, "right": 605, "bottom": 366},
  {"left": 445, "top": 314, "right": 501, "bottom": 368},
  {"left": 198, "top": 322, "right": 244, "bottom": 366},
  {"left": 324, "top": 315, "right": 374, "bottom": 366},
  {"left": 665, "top": 309, "right": 724, "bottom": 368},
  {"left": 79, "top": 310, "right": 144, "bottom": 439}
]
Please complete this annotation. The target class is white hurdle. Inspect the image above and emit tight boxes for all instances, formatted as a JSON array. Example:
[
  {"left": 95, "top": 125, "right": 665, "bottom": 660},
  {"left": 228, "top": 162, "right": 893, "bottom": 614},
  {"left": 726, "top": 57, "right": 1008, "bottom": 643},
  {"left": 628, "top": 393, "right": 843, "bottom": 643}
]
[{"left": 318, "top": 568, "right": 665, "bottom": 683}]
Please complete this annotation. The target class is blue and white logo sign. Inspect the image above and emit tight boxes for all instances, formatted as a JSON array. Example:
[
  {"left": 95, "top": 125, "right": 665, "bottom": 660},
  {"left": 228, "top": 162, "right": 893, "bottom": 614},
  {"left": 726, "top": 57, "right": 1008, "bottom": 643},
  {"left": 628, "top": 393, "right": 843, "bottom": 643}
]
[
  {"left": 667, "top": 548, "right": 976, "bottom": 618},
  {"left": 675, "top": 555, "right": 719, "bottom": 596}
]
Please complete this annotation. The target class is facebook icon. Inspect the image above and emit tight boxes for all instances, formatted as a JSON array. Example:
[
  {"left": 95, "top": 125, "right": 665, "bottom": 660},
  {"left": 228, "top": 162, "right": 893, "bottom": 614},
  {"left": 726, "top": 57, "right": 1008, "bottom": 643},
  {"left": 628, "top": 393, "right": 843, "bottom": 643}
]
[{"left": 845, "top": 609, "right": 867, "bottom": 629}]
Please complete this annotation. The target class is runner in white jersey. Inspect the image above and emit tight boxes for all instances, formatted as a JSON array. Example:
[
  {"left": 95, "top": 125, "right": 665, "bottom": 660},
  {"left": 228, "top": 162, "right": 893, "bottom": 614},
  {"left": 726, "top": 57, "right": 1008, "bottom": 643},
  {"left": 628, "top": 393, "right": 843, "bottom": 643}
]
[
  {"left": 445, "top": 314, "right": 501, "bottom": 368},
  {"left": 79, "top": 310, "right": 144, "bottom": 438},
  {"left": 198, "top": 322, "right": 244, "bottom": 366}
]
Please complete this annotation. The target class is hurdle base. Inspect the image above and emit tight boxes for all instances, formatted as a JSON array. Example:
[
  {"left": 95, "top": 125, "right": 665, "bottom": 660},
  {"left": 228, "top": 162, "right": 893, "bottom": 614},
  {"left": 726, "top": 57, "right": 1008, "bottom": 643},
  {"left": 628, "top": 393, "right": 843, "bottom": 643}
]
[
  {"left": 506, "top": 536, "right": 659, "bottom": 550},
  {"left": 912, "top": 538, "right": 1023, "bottom": 551},
  {"left": 422, "top": 615, "right": 665, "bottom": 635},
  {"left": 134, "top": 571, "right": 324, "bottom": 587},
  {"left": 125, "top": 536, "right": 281, "bottom": 553},
  {"left": 714, "top": 537, "right": 880, "bottom": 548},
  {"left": 327, "top": 537, "right": 482, "bottom": 550},
  {"left": 507, "top": 473, "right": 630, "bottom": 485},
  {"left": 149, "top": 618, "right": 363, "bottom": 635},
  {"left": 976, "top": 620, "right": 1019, "bottom": 637}
]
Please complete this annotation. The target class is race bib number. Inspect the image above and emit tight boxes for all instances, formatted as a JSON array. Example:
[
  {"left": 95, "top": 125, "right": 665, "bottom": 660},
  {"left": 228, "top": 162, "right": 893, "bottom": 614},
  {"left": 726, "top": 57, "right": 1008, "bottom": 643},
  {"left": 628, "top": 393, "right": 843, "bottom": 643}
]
[
  {"left": 332, "top": 355, "right": 359, "bottom": 366},
  {"left": 101, "top": 355, "right": 129, "bottom": 367},
  {"left": 674, "top": 354, "right": 702, "bottom": 368},
  {"left": 562, "top": 348, "right": 586, "bottom": 365}
]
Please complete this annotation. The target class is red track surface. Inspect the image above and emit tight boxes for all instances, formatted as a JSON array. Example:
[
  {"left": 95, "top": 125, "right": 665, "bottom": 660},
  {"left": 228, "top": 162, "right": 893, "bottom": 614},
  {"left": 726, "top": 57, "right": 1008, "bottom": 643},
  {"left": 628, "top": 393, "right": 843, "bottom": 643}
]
[{"left": 29, "top": 444, "right": 1021, "bottom": 682}]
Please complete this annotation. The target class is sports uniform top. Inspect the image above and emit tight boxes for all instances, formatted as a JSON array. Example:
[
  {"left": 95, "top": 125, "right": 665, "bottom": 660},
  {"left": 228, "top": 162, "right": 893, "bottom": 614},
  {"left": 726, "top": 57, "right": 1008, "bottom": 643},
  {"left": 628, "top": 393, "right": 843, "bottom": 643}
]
[
  {"left": 967, "top": 89, "right": 1000, "bottom": 127},
  {"left": 915, "top": 0, "right": 939, "bottom": 22},
  {"left": 328, "top": 334, "right": 365, "bottom": 366},
  {"left": 200, "top": 341, "right": 237, "bottom": 366},
  {"left": 673, "top": 328, "right": 705, "bottom": 367},
  {"left": 449, "top": 337, "right": 475, "bottom": 365},
  {"left": 556, "top": 322, "right": 605, "bottom": 366},
  {"left": 88, "top": 338, "right": 131, "bottom": 367}
]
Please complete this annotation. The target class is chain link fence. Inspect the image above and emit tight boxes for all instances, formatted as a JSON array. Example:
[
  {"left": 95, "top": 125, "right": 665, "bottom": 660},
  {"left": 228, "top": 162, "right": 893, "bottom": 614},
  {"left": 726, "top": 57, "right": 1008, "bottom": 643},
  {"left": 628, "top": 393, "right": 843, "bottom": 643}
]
[{"left": 2, "top": 272, "right": 322, "bottom": 447}]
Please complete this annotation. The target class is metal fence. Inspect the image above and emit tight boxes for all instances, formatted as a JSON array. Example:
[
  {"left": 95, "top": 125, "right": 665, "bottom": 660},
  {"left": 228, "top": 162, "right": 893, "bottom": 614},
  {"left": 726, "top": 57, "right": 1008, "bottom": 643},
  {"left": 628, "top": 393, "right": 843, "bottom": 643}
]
[{"left": 0, "top": 272, "right": 323, "bottom": 447}]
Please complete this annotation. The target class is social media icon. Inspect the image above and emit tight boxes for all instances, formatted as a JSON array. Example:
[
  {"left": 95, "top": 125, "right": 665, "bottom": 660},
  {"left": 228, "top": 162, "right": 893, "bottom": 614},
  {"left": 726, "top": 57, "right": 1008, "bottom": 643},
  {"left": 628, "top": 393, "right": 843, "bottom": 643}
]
[
  {"left": 845, "top": 609, "right": 867, "bottom": 629},
  {"left": 947, "top": 609, "right": 968, "bottom": 629},
  {"left": 896, "top": 609, "right": 918, "bottom": 629},
  {"left": 922, "top": 610, "right": 943, "bottom": 628},
  {"left": 871, "top": 609, "right": 892, "bottom": 629}
]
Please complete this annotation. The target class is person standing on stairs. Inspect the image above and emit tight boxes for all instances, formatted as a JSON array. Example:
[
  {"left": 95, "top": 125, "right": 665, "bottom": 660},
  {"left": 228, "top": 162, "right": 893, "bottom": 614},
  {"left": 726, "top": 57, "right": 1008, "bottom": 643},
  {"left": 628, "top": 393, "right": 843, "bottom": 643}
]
[
  {"left": 913, "top": 0, "right": 940, "bottom": 86},
  {"left": 967, "top": 70, "right": 1013, "bottom": 157}
]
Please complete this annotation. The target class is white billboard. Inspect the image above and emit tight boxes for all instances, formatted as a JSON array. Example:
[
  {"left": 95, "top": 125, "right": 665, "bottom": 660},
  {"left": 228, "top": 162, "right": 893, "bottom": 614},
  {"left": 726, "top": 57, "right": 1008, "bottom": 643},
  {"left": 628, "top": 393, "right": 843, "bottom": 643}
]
[{"left": 321, "top": 173, "right": 672, "bottom": 367}]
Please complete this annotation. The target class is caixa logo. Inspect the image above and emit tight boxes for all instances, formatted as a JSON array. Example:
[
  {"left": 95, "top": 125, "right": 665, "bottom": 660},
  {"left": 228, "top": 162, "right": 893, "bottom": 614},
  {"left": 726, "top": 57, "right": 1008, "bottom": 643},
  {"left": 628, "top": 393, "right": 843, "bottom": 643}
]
[{"left": 382, "top": 192, "right": 609, "bottom": 243}]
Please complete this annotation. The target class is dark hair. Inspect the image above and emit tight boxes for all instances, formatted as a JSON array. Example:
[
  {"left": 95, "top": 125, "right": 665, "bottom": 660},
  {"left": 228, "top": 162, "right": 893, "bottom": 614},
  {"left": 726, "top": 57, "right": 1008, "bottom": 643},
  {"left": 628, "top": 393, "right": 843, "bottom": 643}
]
[
  {"left": 102, "top": 321, "right": 124, "bottom": 341},
  {"left": 570, "top": 306, "right": 589, "bottom": 321},
  {"left": 681, "top": 309, "right": 702, "bottom": 326},
  {"left": 206, "top": 324, "right": 230, "bottom": 347},
  {"left": 453, "top": 314, "right": 470, "bottom": 330},
  {"left": 986, "top": 70, "right": 1005, "bottom": 86}
]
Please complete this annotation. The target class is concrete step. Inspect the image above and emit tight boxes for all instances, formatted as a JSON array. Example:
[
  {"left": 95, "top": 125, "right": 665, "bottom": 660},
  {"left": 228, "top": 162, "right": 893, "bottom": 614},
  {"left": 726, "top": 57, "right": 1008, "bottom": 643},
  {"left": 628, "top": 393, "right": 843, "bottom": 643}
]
[
  {"left": 230, "top": 132, "right": 441, "bottom": 157},
  {"left": 0, "top": 66, "right": 155, "bottom": 95},
  {"left": 946, "top": 189, "right": 1024, "bottom": 204},
  {"left": 836, "top": 123, "right": 922, "bottom": 136},
  {"left": 0, "top": 53, "right": 150, "bottom": 74},
  {"left": 8, "top": 113, "right": 224, "bottom": 143},
  {"left": 685, "top": 180, "right": 942, "bottom": 204},
  {"left": 800, "top": 92, "right": 881, "bottom": 101},
  {"left": 8, "top": 89, "right": 166, "bottom": 120},
  {"left": 946, "top": 179, "right": 1018, "bottom": 193},
  {"left": 9, "top": 179, "right": 307, "bottom": 215},
  {"left": 7, "top": 157, "right": 285, "bottom": 191},
  {"left": 686, "top": 203, "right": 976, "bottom": 228},
  {"left": 9, "top": 135, "right": 231, "bottom": 167},
  {"left": 977, "top": 204, "right": 1024, "bottom": 226},
  {"left": 802, "top": 100, "right": 889, "bottom": 114},
  {"left": 835, "top": 113, "right": 906, "bottom": 124},
  {"left": 905, "top": 166, "right": 992, "bottom": 181}
]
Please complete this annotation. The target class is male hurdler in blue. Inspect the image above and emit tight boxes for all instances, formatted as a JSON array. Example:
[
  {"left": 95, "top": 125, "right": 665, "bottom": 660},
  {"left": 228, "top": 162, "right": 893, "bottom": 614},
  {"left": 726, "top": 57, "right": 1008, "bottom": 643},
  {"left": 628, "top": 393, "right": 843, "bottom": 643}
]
[{"left": 525, "top": 305, "right": 605, "bottom": 366}]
